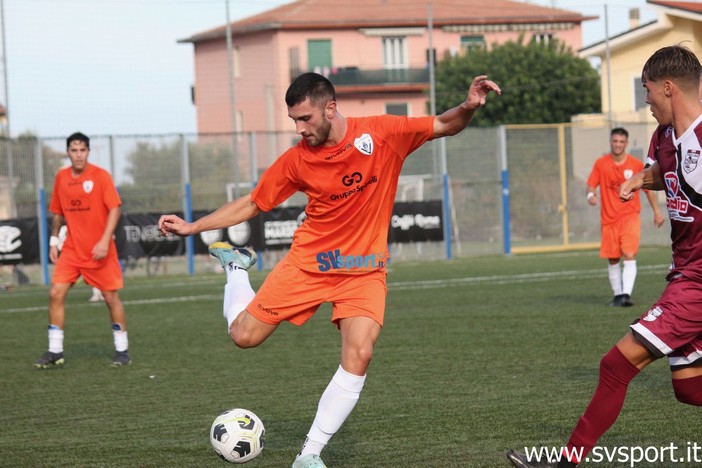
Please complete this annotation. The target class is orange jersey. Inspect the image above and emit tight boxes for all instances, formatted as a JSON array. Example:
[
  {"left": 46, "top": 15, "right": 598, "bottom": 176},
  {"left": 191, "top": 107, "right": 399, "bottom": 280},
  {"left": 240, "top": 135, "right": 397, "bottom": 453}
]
[
  {"left": 251, "top": 114, "right": 434, "bottom": 274},
  {"left": 586, "top": 154, "right": 644, "bottom": 225},
  {"left": 49, "top": 163, "right": 122, "bottom": 267}
]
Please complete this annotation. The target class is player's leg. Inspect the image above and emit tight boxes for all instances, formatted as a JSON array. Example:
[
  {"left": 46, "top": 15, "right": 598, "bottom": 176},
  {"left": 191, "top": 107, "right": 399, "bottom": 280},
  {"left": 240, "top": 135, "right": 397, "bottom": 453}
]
[
  {"left": 601, "top": 223, "right": 623, "bottom": 306},
  {"left": 294, "top": 271, "right": 386, "bottom": 468},
  {"left": 619, "top": 215, "right": 641, "bottom": 307},
  {"left": 209, "top": 242, "right": 257, "bottom": 327},
  {"left": 561, "top": 333, "right": 656, "bottom": 462},
  {"left": 85, "top": 255, "right": 130, "bottom": 365},
  {"left": 672, "top": 364, "right": 702, "bottom": 405},
  {"left": 34, "top": 281, "right": 73, "bottom": 368},
  {"left": 208, "top": 242, "right": 279, "bottom": 348},
  {"left": 295, "top": 317, "right": 381, "bottom": 468},
  {"left": 102, "top": 290, "right": 131, "bottom": 365},
  {"left": 670, "top": 334, "right": 702, "bottom": 405},
  {"left": 507, "top": 333, "right": 655, "bottom": 468},
  {"left": 35, "top": 257, "right": 80, "bottom": 368}
]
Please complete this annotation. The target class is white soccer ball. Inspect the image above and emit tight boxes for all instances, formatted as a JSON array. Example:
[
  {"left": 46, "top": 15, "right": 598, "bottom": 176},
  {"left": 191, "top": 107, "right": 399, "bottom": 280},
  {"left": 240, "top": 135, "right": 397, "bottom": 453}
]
[{"left": 210, "top": 408, "right": 265, "bottom": 463}]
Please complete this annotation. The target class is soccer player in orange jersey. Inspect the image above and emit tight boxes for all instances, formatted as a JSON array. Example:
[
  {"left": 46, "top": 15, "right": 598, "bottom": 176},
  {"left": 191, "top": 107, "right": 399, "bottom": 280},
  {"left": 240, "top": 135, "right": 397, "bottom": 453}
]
[
  {"left": 586, "top": 127, "right": 664, "bottom": 307},
  {"left": 159, "top": 72, "right": 500, "bottom": 467},
  {"left": 34, "top": 132, "right": 130, "bottom": 368}
]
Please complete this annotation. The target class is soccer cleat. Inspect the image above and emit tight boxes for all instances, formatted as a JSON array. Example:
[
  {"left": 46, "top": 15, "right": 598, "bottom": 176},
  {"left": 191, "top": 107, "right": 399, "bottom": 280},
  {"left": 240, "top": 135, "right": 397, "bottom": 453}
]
[
  {"left": 608, "top": 294, "right": 623, "bottom": 307},
  {"left": 34, "top": 351, "right": 65, "bottom": 369},
  {"left": 112, "top": 350, "right": 131, "bottom": 366},
  {"left": 292, "top": 454, "right": 327, "bottom": 468},
  {"left": 208, "top": 242, "right": 257, "bottom": 271},
  {"left": 620, "top": 294, "right": 633, "bottom": 307},
  {"left": 506, "top": 450, "right": 558, "bottom": 468}
]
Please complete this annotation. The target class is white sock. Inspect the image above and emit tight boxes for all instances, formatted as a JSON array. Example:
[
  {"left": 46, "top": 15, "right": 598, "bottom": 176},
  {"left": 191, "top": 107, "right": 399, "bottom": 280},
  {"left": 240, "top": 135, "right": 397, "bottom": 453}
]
[
  {"left": 299, "top": 366, "right": 366, "bottom": 458},
  {"left": 223, "top": 268, "right": 255, "bottom": 329},
  {"left": 622, "top": 260, "right": 637, "bottom": 295},
  {"left": 112, "top": 323, "right": 129, "bottom": 352},
  {"left": 48, "top": 325, "right": 64, "bottom": 353},
  {"left": 607, "top": 263, "right": 622, "bottom": 296}
]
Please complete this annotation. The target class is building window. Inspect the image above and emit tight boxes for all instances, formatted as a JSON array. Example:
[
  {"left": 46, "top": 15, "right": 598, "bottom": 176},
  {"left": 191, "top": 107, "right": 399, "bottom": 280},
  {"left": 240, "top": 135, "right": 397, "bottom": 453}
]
[
  {"left": 533, "top": 33, "right": 553, "bottom": 44},
  {"left": 385, "top": 103, "right": 409, "bottom": 116},
  {"left": 308, "top": 39, "right": 333, "bottom": 75},
  {"left": 460, "top": 35, "right": 485, "bottom": 51},
  {"left": 634, "top": 76, "right": 646, "bottom": 110},
  {"left": 382, "top": 36, "right": 407, "bottom": 69},
  {"left": 289, "top": 47, "right": 300, "bottom": 80}
]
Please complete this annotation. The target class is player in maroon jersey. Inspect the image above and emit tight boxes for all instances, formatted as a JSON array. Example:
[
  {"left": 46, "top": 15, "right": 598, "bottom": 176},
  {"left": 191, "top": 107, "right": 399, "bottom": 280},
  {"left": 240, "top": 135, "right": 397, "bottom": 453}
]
[{"left": 508, "top": 44, "right": 702, "bottom": 468}]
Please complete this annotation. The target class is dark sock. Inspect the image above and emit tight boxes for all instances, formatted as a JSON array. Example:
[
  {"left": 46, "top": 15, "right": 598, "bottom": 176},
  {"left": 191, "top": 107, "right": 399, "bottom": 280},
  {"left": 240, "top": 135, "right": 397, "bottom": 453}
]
[{"left": 564, "top": 346, "right": 640, "bottom": 462}]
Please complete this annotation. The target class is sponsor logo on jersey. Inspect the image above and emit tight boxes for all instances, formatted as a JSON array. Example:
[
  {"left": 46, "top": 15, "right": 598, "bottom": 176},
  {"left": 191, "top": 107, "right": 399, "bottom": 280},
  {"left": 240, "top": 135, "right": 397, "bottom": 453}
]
[
  {"left": 83, "top": 180, "right": 94, "bottom": 193},
  {"left": 664, "top": 173, "right": 694, "bottom": 222},
  {"left": 683, "top": 149, "right": 701, "bottom": 173},
  {"left": 316, "top": 248, "right": 388, "bottom": 272},
  {"left": 354, "top": 133, "right": 374, "bottom": 156},
  {"left": 325, "top": 143, "right": 353, "bottom": 161},
  {"left": 329, "top": 174, "right": 378, "bottom": 201},
  {"left": 643, "top": 306, "right": 663, "bottom": 322}
]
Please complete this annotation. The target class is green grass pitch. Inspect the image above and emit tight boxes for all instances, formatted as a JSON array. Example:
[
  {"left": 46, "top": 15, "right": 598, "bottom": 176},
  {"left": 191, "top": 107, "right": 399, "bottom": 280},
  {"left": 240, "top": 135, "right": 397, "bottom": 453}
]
[{"left": 1, "top": 246, "right": 698, "bottom": 467}]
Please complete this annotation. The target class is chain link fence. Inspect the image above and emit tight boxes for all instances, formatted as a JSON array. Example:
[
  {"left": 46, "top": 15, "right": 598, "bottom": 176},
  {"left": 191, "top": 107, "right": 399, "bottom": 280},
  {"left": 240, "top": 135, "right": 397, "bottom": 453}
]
[{"left": 0, "top": 122, "right": 671, "bottom": 283}]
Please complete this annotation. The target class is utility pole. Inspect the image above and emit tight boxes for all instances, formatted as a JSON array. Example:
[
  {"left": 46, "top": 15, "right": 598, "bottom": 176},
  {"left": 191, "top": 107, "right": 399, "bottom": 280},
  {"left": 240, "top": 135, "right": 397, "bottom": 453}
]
[
  {"left": 225, "top": 0, "right": 241, "bottom": 197},
  {"left": 1, "top": 0, "right": 15, "bottom": 218}
]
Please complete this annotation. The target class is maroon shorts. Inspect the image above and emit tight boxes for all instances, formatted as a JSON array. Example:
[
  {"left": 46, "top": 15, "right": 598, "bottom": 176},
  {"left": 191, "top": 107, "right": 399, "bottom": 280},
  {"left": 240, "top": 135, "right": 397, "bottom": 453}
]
[{"left": 630, "top": 274, "right": 702, "bottom": 369}]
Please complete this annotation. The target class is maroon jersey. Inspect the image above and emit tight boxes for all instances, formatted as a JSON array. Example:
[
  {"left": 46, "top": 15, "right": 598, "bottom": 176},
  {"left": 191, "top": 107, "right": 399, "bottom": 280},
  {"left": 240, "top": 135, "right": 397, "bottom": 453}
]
[{"left": 647, "top": 115, "right": 702, "bottom": 281}]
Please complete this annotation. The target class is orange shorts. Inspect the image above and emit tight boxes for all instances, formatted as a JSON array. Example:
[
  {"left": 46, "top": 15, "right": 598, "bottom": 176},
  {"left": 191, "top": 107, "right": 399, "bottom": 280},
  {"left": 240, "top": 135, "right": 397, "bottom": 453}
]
[
  {"left": 247, "top": 256, "right": 388, "bottom": 327},
  {"left": 600, "top": 213, "right": 641, "bottom": 259},
  {"left": 52, "top": 247, "right": 124, "bottom": 291}
]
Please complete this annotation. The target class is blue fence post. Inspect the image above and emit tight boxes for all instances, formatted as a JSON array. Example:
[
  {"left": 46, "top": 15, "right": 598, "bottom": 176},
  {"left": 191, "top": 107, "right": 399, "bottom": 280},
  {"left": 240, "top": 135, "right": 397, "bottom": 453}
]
[
  {"left": 180, "top": 134, "right": 194, "bottom": 276},
  {"left": 442, "top": 172, "right": 452, "bottom": 260},
  {"left": 498, "top": 125, "right": 511, "bottom": 255},
  {"left": 34, "top": 139, "right": 50, "bottom": 285}
]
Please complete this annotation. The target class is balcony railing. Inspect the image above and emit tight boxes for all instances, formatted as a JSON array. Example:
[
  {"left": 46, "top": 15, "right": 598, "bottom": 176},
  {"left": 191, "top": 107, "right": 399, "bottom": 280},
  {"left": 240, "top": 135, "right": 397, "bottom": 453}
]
[{"left": 304, "top": 67, "right": 430, "bottom": 87}]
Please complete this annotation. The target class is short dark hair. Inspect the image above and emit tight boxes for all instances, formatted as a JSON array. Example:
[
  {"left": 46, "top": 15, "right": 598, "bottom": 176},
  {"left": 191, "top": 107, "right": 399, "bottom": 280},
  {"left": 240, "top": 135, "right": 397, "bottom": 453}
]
[
  {"left": 610, "top": 127, "right": 628, "bottom": 139},
  {"left": 642, "top": 44, "right": 702, "bottom": 92},
  {"left": 66, "top": 132, "right": 90, "bottom": 149},
  {"left": 285, "top": 73, "right": 336, "bottom": 108}
]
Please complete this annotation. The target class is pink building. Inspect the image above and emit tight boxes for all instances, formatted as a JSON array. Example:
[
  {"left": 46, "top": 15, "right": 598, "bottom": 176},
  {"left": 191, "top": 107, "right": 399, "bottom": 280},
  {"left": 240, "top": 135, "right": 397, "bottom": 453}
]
[{"left": 180, "top": 0, "right": 595, "bottom": 134}]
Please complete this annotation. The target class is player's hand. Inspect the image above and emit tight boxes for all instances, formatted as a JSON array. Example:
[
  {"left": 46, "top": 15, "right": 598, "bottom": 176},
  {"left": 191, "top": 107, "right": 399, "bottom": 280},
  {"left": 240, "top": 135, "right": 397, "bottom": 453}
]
[
  {"left": 653, "top": 210, "right": 665, "bottom": 228},
  {"left": 158, "top": 214, "right": 192, "bottom": 237},
  {"left": 92, "top": 239, "right": 109, "bottom": 260},
  {"left": 620, "top": 175, "right": 643, "bottom": 202},
  {"left": 49, "top": 245, "right": 59, "bottom": 264},
  {"left": 466, "top": 75, "right": 501, "bottom": 109}
]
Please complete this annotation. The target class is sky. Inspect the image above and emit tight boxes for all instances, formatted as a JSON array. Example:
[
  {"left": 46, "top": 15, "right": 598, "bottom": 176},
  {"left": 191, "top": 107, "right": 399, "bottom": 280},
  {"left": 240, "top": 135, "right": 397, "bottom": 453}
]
[{"left": 3, "top": 0, "right": 660, "bottom": 138}]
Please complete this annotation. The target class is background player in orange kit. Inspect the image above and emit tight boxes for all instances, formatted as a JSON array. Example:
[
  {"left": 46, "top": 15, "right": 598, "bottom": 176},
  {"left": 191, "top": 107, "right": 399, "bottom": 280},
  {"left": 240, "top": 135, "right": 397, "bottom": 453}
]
[
  {"left": 159, "top": 72, "right": 500, "bottom": 468},
  {"left": 586, "top": 127, "right": 664, "bottom": 307},
  {"left": 34, "top": 132, "right": 130, "bottom": 368}
]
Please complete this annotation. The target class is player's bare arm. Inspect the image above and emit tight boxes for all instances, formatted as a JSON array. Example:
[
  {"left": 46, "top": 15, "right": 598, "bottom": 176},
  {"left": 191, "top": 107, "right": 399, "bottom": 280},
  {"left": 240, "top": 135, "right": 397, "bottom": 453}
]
[
  {"left": 433, "top": 75, "right": 501, "bottom": 139},
  {"left": 93, "top": 206, "right": 122, "bottom": 260},
  {"left": 49, "top": 213, "right": 64, "bottom": 263},
  {"left": 159, "top": 195, "right": 260, "bottom": 238}
]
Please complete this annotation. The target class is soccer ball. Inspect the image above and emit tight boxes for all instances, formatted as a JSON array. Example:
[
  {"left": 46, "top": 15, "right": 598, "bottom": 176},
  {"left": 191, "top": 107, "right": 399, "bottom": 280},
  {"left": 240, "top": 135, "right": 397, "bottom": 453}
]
[{"left": 210, "top": 408, "right": 265, "bottom": 463}]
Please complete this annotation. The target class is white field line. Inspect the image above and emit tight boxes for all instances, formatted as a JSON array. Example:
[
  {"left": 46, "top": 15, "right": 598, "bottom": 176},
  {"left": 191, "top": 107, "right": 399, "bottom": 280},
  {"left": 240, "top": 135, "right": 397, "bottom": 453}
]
[{"left": 1, "top": 264, "right": 669, "bottom": 314}]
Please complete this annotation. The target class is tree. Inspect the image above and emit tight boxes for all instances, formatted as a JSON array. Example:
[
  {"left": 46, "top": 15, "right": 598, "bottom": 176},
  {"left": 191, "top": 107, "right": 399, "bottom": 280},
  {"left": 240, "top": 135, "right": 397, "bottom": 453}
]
[
  {"left": 435, "top": 37, "right": 601, "bottom": 126},
  {"left": 119, "top": 138, "right": 244, "bottom": 213}
]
